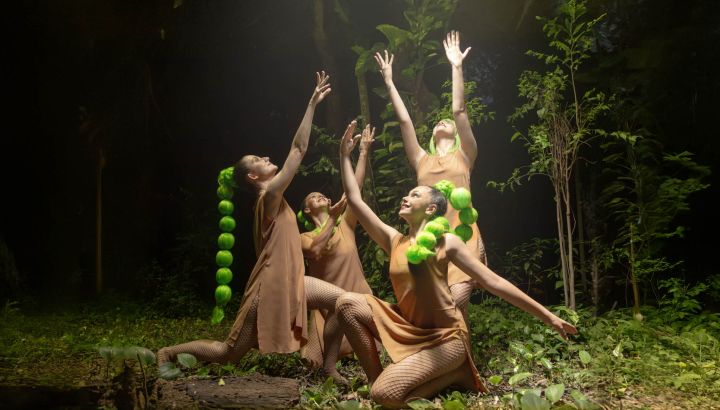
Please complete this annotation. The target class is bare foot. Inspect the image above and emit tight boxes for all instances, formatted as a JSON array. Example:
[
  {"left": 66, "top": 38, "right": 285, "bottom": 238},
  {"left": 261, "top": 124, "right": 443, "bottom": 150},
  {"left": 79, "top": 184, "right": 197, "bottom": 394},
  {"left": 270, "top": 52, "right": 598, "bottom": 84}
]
[
  {"left": 321, "top": 368, "right": 349, "bottom": 387},
  {"left": 156, "top": 347, "right": 172, "bottom": 366}
]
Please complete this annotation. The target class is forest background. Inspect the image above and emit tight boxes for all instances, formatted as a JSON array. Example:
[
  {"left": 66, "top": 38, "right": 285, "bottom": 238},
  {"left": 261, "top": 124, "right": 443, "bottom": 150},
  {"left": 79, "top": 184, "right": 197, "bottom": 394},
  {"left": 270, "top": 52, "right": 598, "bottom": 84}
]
[{"left": 1, "top": 0, "right": 719, "bottom": 408}]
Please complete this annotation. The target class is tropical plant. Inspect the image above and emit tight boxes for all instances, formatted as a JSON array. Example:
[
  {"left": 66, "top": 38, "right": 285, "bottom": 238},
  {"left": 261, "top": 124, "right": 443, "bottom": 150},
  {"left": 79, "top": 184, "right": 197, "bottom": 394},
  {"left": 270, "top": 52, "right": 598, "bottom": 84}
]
[{"left": 488, "top": 0, "right": 610, "bottom": 310}]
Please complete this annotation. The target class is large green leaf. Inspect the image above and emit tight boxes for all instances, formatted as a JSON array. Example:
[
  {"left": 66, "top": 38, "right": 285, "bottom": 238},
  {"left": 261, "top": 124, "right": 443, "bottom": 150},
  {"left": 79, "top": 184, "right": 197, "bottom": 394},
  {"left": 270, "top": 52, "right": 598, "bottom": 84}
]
[
  {"left": 159, "top": 362, "right": 182, "bottom": 380},
  {"left": 177, "top": 353, "right": 198, "bottom": 369},
  {"left": 376, "top": 24, "right": 411, "bottom": 49},
  {"left": 508, "top": 372, "right": 532, "bottom": 386},
  {"left": 545, "top": 383, "right": 565, "bottom": 404},
  {"left": 520, "top": 391, "right": 550, "bottom": 410}
]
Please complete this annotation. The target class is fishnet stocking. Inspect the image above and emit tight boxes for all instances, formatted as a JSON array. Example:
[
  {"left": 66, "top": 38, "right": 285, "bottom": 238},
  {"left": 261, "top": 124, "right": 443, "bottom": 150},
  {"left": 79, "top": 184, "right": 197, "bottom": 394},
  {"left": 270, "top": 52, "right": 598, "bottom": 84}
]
[
  {"left": 304, "top": 276, "right": 346, "bottom": 381},
  {"left": 336, "top": 293, "right": 383, "bottom": 383},
  {"left": 450, "top": 280, "right": 474, "bottom": 326},
  {"left": 370, "top": 339, "right": 468, "bottom": 409},
  {"left": 157, "top": 295, "right": 259, "bottom": 365}
]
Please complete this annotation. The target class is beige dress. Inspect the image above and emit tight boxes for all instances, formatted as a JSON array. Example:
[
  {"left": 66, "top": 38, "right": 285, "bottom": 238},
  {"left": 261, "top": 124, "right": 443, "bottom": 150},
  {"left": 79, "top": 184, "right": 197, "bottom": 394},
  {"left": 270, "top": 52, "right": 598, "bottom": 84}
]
[
  {"left": 300, "top": 216, "right": 373, "bottom": 366},
  {"left": 364, "top": 234, "right": 487, "bottom": 393},
  {"left": 226, "top": 194, "right": 307, "bottom": 353},
  {"left": 416, "top": 150, "right": 486, "bottom": 286}
]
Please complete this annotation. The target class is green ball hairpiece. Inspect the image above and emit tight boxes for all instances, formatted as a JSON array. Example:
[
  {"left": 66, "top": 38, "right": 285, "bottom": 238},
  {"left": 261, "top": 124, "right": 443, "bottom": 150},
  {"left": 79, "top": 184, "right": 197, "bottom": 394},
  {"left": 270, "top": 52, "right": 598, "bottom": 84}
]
[
  {"left": 432, "top": 180, "right": 477, "bottom": 244},
  {"left": 406, "top": 215, "right": 449, "bottom": 265},
  {"left": 212, "top": 167, "right": 238, "bottom": 324}
]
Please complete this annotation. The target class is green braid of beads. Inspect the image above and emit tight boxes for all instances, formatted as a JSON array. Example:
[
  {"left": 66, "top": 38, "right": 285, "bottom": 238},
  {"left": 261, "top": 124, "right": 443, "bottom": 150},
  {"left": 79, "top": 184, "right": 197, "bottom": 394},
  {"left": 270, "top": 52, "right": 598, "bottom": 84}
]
[
  {"left": 432, "top": 180, "right": 478, "bottom": 244},
  {"left": 212, "top": 166, "right": 237, "bottom": 325},
  {"left": 406, "top": 216, "right": 448, "bottom": 265}
]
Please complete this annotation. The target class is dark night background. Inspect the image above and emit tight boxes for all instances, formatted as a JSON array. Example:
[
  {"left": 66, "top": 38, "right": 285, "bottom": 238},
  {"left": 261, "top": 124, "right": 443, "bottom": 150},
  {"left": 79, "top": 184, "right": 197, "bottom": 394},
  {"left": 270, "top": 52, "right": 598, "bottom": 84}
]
[{"left": 2, "top": 0, "right": 718, "bottom": 306}]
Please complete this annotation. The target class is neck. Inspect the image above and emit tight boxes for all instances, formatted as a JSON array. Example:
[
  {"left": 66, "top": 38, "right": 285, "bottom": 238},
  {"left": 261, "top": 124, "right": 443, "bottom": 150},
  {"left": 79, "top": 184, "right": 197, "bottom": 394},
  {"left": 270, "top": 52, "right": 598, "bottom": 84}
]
[
  {"left": 310, "top": 210, "right": 330, "bottom": 228},
  {"left": 435, "top": 137, "right": 455, "bottom": 155},
  {"left": 407, "top": 219, "right": 429, "bottom": 238}
]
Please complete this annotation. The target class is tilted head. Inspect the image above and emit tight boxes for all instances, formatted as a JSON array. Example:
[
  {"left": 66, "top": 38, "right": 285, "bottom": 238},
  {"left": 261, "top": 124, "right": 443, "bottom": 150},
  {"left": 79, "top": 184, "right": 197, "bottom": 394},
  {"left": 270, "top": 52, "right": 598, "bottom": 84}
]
[
  {"left": 301, "top": 192, "right": 331, "bottom": 218},
  {"left": 233, "top": 155, "right": 279, "bottom": 192},
  {"left": 429, "top": 118, "right": 461, "bottom": 154},
  {"left": 398, "top": 186, "right": 448, "bottom": 224}
]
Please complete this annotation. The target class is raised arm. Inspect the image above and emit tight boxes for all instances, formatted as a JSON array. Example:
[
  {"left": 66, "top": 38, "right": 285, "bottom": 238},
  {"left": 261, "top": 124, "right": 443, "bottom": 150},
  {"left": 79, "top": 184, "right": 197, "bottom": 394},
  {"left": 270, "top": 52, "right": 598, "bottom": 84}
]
[
  {"left": 302, "top": 196, "right": 347, "bottom": 260},
  {"left": 264, "top": 72, "right": 331, "bottom": 214},
  {"left": 344, "top": 124, "right": 375, "bottom": 228},
  {"left": 374, "top": 51, "right": 425, "bottom": 169},
  {"left": 340, "top": 120, "right": 399, "bottom": 253},
  {"left": 444, "top": 234, "right": 578, "bottom": 340},
  {"left": 444, "top": 31, "right": 477, "bottom": 165}
]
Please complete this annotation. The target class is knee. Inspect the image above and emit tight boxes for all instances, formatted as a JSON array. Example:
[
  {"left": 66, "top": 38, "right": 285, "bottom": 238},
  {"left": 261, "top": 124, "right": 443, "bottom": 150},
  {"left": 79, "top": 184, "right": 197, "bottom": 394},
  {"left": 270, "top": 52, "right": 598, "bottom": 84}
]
[
  {"left": 370, "top": 384, "right": 406, "bottom": 409},
  {"left": 335, "top": 292, "right": 360, "bottom": 317}
]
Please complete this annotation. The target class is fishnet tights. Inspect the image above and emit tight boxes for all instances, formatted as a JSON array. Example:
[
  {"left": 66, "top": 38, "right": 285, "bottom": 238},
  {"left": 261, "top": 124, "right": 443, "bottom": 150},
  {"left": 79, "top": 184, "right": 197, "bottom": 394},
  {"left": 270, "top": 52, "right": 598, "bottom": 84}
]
[
  {"left": 336, "top": 293, "right": 383, "bottom": 382},
  {"left": 371, "top": 338, "right": 474, "bottom": 408},
  {"left": 157, "top": 276, "right": 344, "bottom": 372},
  {"left": 450, "top": 280, "right": 474, "bottom": 326},
  {"left": 336, "top": 293, "right": 475, "bottom": 408}
]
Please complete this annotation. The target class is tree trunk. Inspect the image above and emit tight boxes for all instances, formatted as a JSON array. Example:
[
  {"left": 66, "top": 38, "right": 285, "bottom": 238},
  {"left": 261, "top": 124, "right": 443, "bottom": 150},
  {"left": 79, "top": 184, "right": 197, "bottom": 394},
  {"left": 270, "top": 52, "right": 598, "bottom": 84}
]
[
  {"left": 629, "top": 222, "right": 642, "bottom": 319},
  {"left": 555, "top": 191, "right": 570, "bottom": 306},
  {"left": 96, "top": 148, "right": 105, "bottom": 295},
  {"left": 312, "top": 0, "right": 344, "bottom": 132},
  {"left": 574, "top": 165, "right": 587, "bottom": 295},
  {"left": 564, "top": 185, "right": 576, "bottom": 310}
]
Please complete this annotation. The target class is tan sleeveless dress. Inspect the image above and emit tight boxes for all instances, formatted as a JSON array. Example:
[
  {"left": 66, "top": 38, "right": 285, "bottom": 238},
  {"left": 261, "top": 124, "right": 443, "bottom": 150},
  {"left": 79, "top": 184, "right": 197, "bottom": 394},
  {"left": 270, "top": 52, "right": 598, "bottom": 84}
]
[
  {"left": 299, "top": 217, "right": 373, "bottom": 366},
  {"left": 226, "top": 194, "right": 307, "bottom": 353},
  {"left": 364, "top": 234, "right": 487, "bottom": 392},
  {"left": 416, "top": 150, "right": 486, "bottom": 286}
]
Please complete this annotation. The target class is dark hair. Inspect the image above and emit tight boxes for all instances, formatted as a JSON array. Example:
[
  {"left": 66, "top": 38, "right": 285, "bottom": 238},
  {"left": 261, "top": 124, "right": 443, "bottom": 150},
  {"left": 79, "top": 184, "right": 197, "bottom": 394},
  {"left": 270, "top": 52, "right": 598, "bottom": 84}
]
[
  {"left": 232, "top": 156, "right": 255, "bottom": 193},
  {"left": 425, "top": 186, "right": 448, "bottom": 217}
]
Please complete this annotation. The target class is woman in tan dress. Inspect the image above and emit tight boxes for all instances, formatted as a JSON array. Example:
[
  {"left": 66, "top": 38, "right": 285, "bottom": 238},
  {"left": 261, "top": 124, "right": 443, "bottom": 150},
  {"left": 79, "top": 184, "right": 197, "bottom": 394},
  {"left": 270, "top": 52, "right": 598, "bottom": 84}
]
[
  {"left": 335, "top": 128, "right": 577, "bottom": 408},
  {"left": 299, "top": 121, "right": 375, "bottom": 382},
  {"left": 374, "top": 31, "right": 486, "bottom": 315},
  {"left": 158, "top": 72, "right": 347, "bottom": 366}
]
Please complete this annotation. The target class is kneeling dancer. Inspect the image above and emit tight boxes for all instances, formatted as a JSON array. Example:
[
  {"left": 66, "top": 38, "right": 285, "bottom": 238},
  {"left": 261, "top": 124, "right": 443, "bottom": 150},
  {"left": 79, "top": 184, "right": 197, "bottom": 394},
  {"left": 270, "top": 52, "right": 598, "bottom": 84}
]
[
  {"left": 336, "top": 124, "right": 578, "bottom": 408},
  {"left": 298, "top": 121, "right": 376, "bottom": 383},
  {"left": 158, "top": 72, "right": 346, "bottom": 366}
]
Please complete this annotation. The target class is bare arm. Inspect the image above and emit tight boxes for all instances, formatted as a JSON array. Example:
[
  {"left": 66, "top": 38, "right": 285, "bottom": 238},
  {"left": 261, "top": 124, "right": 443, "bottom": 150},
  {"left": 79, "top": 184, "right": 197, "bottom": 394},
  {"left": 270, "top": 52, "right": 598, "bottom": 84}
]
[
  {"left": 344, "top": 124, "right": 375, "bottom": 228},
  {"left": 264, "top": 72, "right": 331, "bottom": 215},
  {"left": 444, "top": 234, "right": 578, "bottom": 339},
  {"left": 340, "top": 121, "right": 399, "bottom": 253},
  {"left": 301, "top": 197, "right": 347, "bottom": 260},
  {"left": 444, "top": 31, "right": 477, "bottom": 165},
  {"left": 374, "top": 51, "right": 425, "bottom": 169}
]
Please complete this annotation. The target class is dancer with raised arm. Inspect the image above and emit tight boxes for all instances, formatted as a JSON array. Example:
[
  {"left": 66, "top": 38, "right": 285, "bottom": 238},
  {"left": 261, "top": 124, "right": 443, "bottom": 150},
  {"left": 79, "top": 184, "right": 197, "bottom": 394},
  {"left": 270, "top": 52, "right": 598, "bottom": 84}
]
[
  {"left": 158, "top": 72, "right": 347, "bottom": 367},
  {"left": 374, "top": 31, "right": 486, "bottom": 317},
  {"left": 335, "top": 125, "right": 577, "bottom": 408},
  {"left": 298, "top": 121, "right": 376, "bottom": 383}
]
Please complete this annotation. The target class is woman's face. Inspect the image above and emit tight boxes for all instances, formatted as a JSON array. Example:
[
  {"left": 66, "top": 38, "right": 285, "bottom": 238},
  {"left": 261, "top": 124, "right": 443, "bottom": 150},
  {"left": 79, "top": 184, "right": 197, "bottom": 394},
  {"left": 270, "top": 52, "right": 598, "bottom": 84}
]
[
  {"left": 303, "top": 192, "right": 331, "bottom": 214},
  {"left": 241, "top": 155, "right": 278, "bottom": 182},
  {"left": 399, "top": 186, "right": 434, "bottom": 221},
  {"left": 432, "top": 119, "right": 456, "bottom": 140}
]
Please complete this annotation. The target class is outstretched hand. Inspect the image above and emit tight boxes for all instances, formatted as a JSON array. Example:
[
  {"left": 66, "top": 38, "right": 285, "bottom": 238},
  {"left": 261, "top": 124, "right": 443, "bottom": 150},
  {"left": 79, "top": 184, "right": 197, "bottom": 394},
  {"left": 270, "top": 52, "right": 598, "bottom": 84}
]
[
  {"left": 310, "top": 71, "right": 332, "bottom": 105},
  {"left": 359, "top": 124, "right": 375, "bottom": 153},
  {"left": 374, "top": 50, "right": 394, "bottom": 82},
  {"left": 549, "top": 316, "right": 578, "bottom": 341},
  {"left": 339, "top": 120, "right": 359, "bottom": 157},
  {"left": 443, "top": 31, "right": 471, "bottom": 68},
  {"left": 329, "top": 195, "right": 347, "bottom": 218}
]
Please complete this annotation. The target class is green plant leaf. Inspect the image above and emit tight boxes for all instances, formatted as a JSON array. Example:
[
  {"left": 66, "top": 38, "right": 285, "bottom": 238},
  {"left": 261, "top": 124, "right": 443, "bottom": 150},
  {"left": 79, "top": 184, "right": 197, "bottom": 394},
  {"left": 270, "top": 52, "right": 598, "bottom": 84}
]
[
  {"left": 336, "top": 400, "right": 361, "bottom": 410},
  {"left": 98, "top": 346, "right": 112, "bottom": 361},
  {"left": 407, "top": 398, "right": 437, "bottom": 410},
  {"left": 159, "top": 362, "right": 182, "bottom": 380},
  {"left": 579, "top": 350, "right": 592, "bottom": 365},
  {"left": 488, "top": 375, "right": 503, "bottom": 385},
  {"left": 520, "top": 391, "right": 550, "bottom": 410},
  {"left": 133, "top": 347, "right": 156, "bottom": 366},
  {"left": 545, "top": 383, "right": 565, "bottom": 404},
  {"left": 442, "top": 398, "right": 465, "bottom": 410},
  {"left": 177, "top": 353, "right": 198, "bottom": 369},
  {"left": 508, "top": 372, "right": 532, "bottom": 386}
]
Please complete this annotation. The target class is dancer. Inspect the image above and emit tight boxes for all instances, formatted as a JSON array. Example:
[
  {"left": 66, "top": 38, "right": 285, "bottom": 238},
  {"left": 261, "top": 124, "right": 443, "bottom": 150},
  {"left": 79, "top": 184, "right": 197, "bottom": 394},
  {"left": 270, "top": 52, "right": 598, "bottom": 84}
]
[
  {"left": 298, "top": 120, "right": 376, "bottom": 382},
  {"left": 158, "top": 72, "right": 347, "bottom": 368},
  {"left": 374, "top": 31, "right": 486, "bottom": 315},
  {"left": 336, "top": 127, "right": 577, "bottom": 408}
]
